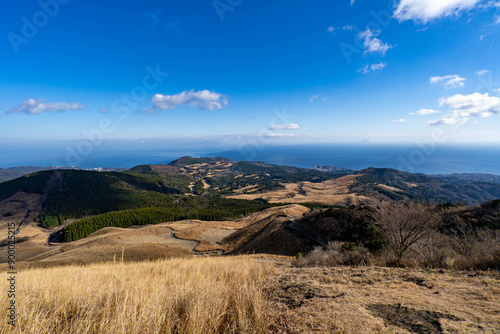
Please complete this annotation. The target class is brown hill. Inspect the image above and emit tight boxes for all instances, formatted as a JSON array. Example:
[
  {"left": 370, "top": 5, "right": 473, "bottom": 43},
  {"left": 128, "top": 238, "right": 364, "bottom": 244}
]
[
  {"left": 0, "top": 196, "right": 310, "bottom": 268},
  {"left": 227, "top": 174, "right": 371, "bottom": 205}
]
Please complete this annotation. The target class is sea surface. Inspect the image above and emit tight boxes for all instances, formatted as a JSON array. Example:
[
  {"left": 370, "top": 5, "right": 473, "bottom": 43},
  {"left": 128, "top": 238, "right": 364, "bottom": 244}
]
[{"left": 1, "top": 142, "right": 499, "bottom": 176}]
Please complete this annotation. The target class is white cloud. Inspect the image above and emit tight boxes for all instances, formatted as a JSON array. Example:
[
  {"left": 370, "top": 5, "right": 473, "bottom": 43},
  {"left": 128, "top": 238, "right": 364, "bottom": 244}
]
[
  {"left": 393, "top": 118, "right": 407, "bottom": 123},
  {"left": 358, "top": 28, "right": 394, "bottom": 55},
  {"left": 428, "top": 92, "right": 500, "bottom": 125},
  {"left": 350, "top": 0, "right": 356, "bottom": 5},
  {"left": 147, "top": 90, "right": 228, "bottom": 113},
  {"left": 410, "top": 108, "right": 442, "bottom": 115},
  {"left": 476, "top": 69, "right": 490, "bottom": 76},
  {"left": 429, "top": 74, "right": 466, "bottom": 89},
  {"left": 269, "top": 123, "right": 301, "bottom": 130},
  {"left": 496, "top": 88, "right": 500, "bottom": 94},
  {"left": 394, "top": 0, "right": 482, "bottom": 23},
  {"left": 327, "top": 26, "right": 336, "bottom": 33},
  {"left": 309, "top": 95, "right": 320, "bottom": 102},
  {"left": 428, "top": 116, "right": 469, "bottom": 126},
  {"left": 358, "top": 62, "right": 387, "bottom": 74},
  {"left": 343, "top": 25, "right": 355, "bottom": 31},
  {"left": 6, "top": 99, "right": 84, "bottom": 115},
  {"left": 440, "top": 92, "right": 500, "bottom": 116}
]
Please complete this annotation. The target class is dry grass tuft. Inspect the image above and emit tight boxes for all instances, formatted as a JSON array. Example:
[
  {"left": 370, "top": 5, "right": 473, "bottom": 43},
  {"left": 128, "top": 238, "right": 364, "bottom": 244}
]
[{"left": 1, "top": 257, "right": 273, "bottom": 334}]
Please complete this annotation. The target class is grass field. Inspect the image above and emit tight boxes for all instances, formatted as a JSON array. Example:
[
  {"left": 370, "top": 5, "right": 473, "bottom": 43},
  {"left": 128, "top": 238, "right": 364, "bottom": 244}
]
[
  {"left": 2, "top": 255, "right": 500, "bottom": 333},
  {"left": 1, "top": 257, "right": 273, "bottom": 334}
]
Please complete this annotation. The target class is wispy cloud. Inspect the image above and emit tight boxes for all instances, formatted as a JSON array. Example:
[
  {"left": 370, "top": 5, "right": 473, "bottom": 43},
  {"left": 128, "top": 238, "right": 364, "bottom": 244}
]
[
  {"left": 143, "top": 10, "right": 181, "bottom": 34},
  {"left": 143, "top": 10, "right": 162, "bottom": 28},
  {"left": 146, "top": 90, "right": 228, "bottom": 113},
  {"left": 327, "top": 26, "right": 336, "bottom": 33},
  {"left": 410, "top": 108, "right": 442, "bottom": 115},
  {"left": 309, "top": 95, "right": 320, "bottom": 102},
  {"left": 358, "top": 28, "right": 393, "bottom": 55},
  {"left": 358, "top": 62, "right": 387, "bottom": 74},
  {"left": 476, "top": 69, "right": 490, "bottom": 76},
  {"left": 350, "top": 0, "right": 356, "bottom": 6},
  {"left": 428, "top": 116, "right": 469, "bottom": 126},
  {"left": 269, "top": 123, "right": 301, "bottom": 130},
  {"left": 428, "top": 92, "right": 500, "bottom": 125},
  {"left": 429, "top": 74, "right": 466, "bottom": 89},
  {"left": 6, "top": 99, "right": 85, "bottom": 115},
  {"left": 394, "top": 0, "right": 482, "bottom": 23},
  {"left": 393, "top": 118, "right": 407, "bottom": 123}
]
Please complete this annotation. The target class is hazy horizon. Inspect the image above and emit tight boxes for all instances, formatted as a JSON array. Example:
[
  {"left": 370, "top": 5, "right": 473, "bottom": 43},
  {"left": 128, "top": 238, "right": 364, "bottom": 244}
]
[{"left": 2, "top": 141, "right": 500, "bottom": 176}]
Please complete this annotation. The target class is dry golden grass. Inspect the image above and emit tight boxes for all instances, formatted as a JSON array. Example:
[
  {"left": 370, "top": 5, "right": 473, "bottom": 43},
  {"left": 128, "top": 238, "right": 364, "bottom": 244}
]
[
  {"left": 222, "top": 205, "right": 310, "bottom": 254},
  {"left": 165, "top": 220, "right": 241, "bottom": 253},
  {"left": 227, "top": 175, "right": 370, "bottom": 205},
  {"left": 2, "top": 254, "right": 499, "bottom": 334},
  {"left": 0, "top": 203, "right": 309, "bottom": 269},
  {"left": 1, "top": 257, "right": 273, "bottom": 334},
  {"left": 265, "top": 265, "right": 500, "bottom": 333}
]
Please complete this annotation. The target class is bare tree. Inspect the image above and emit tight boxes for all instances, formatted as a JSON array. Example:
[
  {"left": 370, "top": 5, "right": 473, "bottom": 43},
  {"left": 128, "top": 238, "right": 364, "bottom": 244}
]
[{"left": 376, "top": 201, "right": 441, "bottom": 261}]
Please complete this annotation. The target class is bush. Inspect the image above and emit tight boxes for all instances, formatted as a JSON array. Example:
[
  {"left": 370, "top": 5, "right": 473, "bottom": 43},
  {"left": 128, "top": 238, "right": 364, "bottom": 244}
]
[
  {"left": 448, "top": 229, "right": 500, "bottom": 270},
  {"left": 293, "top": 242, "right": 373, "bottom": 267}
]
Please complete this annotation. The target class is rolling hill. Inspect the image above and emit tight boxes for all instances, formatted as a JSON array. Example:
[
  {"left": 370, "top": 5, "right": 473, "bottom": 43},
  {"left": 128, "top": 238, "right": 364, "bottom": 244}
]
[{"left": 0, "top": 156, "right": 500, "bottom": 264}]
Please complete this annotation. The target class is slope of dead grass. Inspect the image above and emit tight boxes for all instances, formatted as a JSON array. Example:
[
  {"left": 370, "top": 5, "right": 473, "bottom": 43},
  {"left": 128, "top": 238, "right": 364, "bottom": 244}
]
[
  {"left": 1, "top": 256, "right": 273, "bottom": 334},
  {"left": 265, "top": 265, "right": 500, "bottom": 333},
  {"left": 222, "top": 205, "right": 310, "bottom": 254},
  {"left": 227, "top": 175, "right": 370, "bottom": 205},
  {"left": 0, "top": 201, "right": 309, "bottom": 267},
  {"left": 2, "top": 256, "right": 499, "bottom": 334}
]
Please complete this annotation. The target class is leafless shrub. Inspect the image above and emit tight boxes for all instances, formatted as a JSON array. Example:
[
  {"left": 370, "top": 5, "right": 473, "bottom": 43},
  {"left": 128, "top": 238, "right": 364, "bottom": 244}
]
[
  {"left": 414, "top": 230, "right": 451, "bottom": 268},
  {"left": 375, "top": 201, "right": 441, "bottom": 261},
  {"left": 450, "top": 229, "right": 500, "bottom": 270},
  {"left": 293, "top": 241, "right": 373, "bottom": 267}
]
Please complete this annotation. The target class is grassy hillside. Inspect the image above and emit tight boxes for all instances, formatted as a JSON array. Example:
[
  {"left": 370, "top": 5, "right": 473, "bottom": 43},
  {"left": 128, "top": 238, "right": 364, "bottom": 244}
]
[
  {"left": 2, "top": 256, "right": 499, "bottom": 333},
  {"left": 0, "top": 257, "right": 272, "bottom": 334},
  {"left": 2, "top": 158, "right": 500, "bottom": 241},
  {"left": 63, "top": 197, "right": 278, "bottom": 242}
]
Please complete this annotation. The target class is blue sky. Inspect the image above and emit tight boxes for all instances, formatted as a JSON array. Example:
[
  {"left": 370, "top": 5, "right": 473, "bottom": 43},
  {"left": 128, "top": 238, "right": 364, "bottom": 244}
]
[{"left": 1, "top": 0, "right": 500, "bottom": 152}]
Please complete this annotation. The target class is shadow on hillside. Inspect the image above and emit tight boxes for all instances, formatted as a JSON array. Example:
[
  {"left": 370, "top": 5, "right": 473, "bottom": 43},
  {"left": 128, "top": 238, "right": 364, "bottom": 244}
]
[
  {"left": 48, "top": 230, "right": 64, "bottom": 243},
  {"left": 367, "top": 304, "right": 462, "bottom": 334}
]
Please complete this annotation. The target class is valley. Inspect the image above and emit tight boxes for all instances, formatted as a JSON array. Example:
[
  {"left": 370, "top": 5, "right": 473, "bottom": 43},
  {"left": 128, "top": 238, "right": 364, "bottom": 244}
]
[{"left": 1, "top": 157, "right": 499, "bottom": 333}]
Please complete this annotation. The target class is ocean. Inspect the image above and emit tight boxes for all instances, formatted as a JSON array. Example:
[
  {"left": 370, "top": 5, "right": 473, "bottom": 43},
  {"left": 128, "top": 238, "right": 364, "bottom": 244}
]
[
  {"left": 1, "top": 142, "right": 499, "bottom": 176},
  {"left": 206, "top": 144, "right": 500, "bottom": 175}
]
